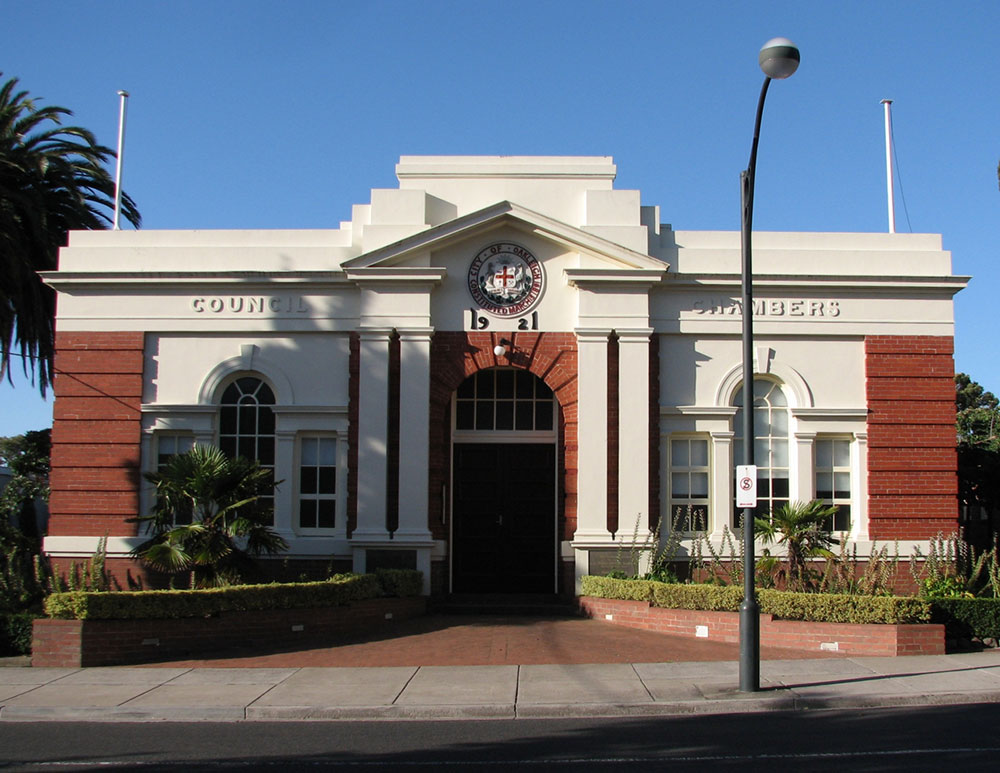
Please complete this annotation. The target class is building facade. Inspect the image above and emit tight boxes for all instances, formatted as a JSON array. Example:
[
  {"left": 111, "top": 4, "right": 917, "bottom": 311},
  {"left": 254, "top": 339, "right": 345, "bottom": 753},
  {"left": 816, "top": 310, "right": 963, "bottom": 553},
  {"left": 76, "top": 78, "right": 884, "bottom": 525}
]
[{"left": 42, "top": 156, "right": 967, "bottom": 594}]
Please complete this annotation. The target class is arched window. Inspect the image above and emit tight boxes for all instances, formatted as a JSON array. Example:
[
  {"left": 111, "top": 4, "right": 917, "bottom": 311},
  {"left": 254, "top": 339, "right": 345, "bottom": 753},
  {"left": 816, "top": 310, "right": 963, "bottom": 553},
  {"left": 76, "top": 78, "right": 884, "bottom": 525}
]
[
  {"left": 219, "top": 376, "right": 276, "bottom": 522},
  {"left": 734, "top": 378, "right": 789, "bottom": 520},
  {"left": 454, "top": 368, "right": 554, "bottom": 432}
]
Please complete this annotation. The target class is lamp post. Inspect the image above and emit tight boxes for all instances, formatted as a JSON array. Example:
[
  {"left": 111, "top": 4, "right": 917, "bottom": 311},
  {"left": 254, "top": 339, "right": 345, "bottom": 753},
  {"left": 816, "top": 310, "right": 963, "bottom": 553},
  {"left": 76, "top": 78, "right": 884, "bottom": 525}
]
[{"left": 739, "top": 37, "right": 799, "bottom": 693}]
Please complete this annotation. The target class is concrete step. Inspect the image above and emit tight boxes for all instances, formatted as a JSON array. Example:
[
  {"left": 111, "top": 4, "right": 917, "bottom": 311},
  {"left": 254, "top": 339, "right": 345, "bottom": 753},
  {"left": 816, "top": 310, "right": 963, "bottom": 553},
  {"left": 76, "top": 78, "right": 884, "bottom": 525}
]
[{"left": 431, "top": 594, "right": 580, "bottom": 617}]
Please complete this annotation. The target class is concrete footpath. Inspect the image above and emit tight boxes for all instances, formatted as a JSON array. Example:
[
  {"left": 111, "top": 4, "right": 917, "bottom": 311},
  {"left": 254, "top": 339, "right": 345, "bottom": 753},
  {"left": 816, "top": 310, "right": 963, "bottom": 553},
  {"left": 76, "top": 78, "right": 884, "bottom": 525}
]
[{"left": 2, "top": 651, "right": 1000, "bottom": 722}]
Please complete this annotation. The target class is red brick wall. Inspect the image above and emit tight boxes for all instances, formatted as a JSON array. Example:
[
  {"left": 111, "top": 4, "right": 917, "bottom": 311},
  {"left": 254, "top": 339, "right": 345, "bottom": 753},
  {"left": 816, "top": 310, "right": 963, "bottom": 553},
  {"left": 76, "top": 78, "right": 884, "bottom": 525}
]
[
  {"left": 865, "top": 336, "right": 958, "bottom": 540},
  {"left": 428, "top": 332, "right": 579, "bottom": 543},
  {"left": 579, "top": 596, "right": 944, "bottom": 657},
  {"left": 47, "top": 332, "right": 145, "bottom": 537}
]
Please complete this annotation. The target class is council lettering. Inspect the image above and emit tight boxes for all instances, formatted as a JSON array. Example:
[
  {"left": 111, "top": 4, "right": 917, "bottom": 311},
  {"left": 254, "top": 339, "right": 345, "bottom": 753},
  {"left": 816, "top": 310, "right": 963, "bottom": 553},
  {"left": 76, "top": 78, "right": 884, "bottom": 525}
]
[{"left": 191, "top": 296, "right": 310, "bottom": 314}]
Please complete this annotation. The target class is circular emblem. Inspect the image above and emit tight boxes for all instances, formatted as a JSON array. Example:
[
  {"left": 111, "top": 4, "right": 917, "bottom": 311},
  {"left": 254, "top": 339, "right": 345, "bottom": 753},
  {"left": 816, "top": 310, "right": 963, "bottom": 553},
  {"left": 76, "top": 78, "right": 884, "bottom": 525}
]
[{"left": 467, "top": 242, "right": 544, "bottom": 317}]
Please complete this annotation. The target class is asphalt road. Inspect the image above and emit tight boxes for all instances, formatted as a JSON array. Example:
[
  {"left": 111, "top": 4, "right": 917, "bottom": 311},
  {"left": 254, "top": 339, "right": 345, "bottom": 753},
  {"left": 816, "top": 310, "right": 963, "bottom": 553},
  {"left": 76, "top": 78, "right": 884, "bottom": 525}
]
[{"left": 2, "top": 703, "right": 1000, "bottom": 771}]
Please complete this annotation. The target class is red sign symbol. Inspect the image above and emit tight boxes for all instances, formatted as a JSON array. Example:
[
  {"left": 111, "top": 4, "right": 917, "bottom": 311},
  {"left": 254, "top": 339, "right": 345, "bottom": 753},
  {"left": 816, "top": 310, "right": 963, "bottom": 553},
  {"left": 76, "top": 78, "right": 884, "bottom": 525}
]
[
  {"left": 496, "top": 266, "right": 516, "bottom": 287},
  {"left": 739, "top": 476, "right": 754, "bottom": 491}
]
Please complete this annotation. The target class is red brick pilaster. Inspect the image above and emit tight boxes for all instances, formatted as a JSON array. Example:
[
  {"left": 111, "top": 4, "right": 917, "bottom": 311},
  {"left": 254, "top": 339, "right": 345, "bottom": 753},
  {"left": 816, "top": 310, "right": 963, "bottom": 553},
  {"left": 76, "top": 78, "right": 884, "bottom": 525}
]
[
  {"left": 347, "top": 333, "right": 359, "bottom": 537},
  {"left": 648, "top": 334, "right": 660, "bottom": 532},
  {"left": 865, "top": 336, "right": 958, "bottom": 540},
  {"left": 47, "top": 332, "right": 145, "bottom": 536},
  {"left": 606, "top": 333, "right": 619, "bottom": 536}
]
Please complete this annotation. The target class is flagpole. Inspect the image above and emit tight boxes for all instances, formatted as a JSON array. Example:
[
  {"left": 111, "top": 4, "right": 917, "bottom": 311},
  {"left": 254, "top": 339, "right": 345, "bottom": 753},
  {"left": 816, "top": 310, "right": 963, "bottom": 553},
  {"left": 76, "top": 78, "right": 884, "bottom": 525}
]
[
  {"left": 113, "top": 90, "right": 129, "bottom": 231},
  {"left": 881, "top": 99, "right": 896, "bottom": 234}
]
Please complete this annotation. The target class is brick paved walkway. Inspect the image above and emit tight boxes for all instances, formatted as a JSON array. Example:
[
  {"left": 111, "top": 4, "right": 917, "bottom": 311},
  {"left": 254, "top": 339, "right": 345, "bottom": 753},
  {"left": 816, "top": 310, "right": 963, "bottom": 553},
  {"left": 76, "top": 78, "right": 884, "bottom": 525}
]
[{"left": 140, "top": 614, "right": 845, "bottom": 668}]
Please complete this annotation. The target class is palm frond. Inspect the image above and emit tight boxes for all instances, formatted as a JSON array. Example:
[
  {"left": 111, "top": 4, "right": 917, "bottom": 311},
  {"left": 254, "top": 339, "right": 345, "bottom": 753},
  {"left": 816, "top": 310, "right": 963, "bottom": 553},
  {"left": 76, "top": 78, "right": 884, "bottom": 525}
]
[{"left": 0, "top": 72, "right": 141, "bottom": 393}]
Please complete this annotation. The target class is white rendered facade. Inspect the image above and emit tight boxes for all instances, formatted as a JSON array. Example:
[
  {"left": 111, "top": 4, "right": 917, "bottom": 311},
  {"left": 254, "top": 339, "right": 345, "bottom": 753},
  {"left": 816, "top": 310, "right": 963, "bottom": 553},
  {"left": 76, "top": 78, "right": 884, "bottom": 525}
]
[{"left": 43, "top": 156, "right": 966, "bottom": 594}]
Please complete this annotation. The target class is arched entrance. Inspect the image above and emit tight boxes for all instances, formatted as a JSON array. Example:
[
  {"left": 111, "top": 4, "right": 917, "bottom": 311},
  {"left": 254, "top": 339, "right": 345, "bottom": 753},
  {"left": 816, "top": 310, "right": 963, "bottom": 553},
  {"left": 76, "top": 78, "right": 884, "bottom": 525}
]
[{"left": 450, "top": 368, "right": 557, "bottom": 593}]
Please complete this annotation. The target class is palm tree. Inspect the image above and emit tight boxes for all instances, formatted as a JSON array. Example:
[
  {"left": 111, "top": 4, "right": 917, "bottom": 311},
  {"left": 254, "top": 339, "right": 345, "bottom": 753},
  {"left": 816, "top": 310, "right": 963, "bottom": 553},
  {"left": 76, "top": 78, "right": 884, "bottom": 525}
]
[
  {"left": 130, "top": 446, "right": 288, "bottom": 587},
  {"left": 755, "top": 500, "right": 840, "bottom": 591},
  {"left": 1, "top": 74, "right": 140, "bottom": 394}
]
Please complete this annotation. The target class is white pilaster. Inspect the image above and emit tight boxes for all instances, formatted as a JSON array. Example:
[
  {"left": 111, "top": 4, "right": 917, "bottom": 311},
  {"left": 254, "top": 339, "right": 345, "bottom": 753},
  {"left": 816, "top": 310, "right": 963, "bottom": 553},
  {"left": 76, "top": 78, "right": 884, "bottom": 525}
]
[
  {"left": 710, "top": 430, "right": 734, "bottom": 535},
  {"left": 273, "top": 429, "right": 296, "bottom": 536},
  {"left": 617, "top": 329, "right": 653, "bottom": 539},
  {"left": 853, "top": 431, "right": 869, "bottom": 541},
  {"left": 395, "top": 328, "right": 434, "bottom": 544},
  {"left": 573, "top": 329, "right": 612, "bottom": 545},
  {"left": 353, "top": 328, "right": 393, "bottom": 543},
  {"left": 794, "top": 431, "right": 817, "bottom": 503}
]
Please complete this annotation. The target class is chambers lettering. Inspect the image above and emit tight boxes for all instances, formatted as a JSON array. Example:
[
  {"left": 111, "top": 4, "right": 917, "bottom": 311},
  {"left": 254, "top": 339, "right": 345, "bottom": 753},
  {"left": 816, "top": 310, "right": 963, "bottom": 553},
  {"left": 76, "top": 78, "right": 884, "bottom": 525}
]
[{"left": 691, "top": 298, "right": 840, "bottom": 317}]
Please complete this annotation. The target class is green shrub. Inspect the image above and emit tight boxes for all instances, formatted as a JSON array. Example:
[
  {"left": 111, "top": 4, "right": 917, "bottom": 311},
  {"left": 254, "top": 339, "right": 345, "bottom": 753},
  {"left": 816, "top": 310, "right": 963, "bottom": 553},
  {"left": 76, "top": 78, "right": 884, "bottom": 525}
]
[
  {"left": 581, "top": 575, "right": 656, "bottom": 601},
  {"left": 582, "top": 576, "right": 932, "bottom": 625},
  {"left": 932, "top": 597, "right": 1000, "bottom": 640},
  {"left": 652, "top": 583, "right": 744, "bottom": 611},
  {"left": 0, "top": 612, "right": 35, "bottom": 656},
  {"left": 44, "top": 573, "right": 381, "bottom": 621},
  {"left": 374, "top": 569, "right": 422, "bottom": 598},
  {"left": 759, "top": 589, "right": 931, "bottom": 625}
]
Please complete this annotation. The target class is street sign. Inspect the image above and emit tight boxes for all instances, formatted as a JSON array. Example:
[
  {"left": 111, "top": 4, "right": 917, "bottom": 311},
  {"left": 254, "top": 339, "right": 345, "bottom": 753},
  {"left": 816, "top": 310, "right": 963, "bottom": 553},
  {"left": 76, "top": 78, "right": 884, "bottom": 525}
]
[{"left": 736, "top": 465, "right": 757, "bottom": 508}]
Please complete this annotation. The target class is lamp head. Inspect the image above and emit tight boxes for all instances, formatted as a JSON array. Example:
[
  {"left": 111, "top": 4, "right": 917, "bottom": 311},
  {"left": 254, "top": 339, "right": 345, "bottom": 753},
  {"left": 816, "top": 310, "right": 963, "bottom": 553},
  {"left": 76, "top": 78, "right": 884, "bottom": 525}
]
[
  {"left": 758, "top": 37, "right": 799, "bottom": 79},
  {"left": 493, "top": 344, "right": 507, "bottom": 357}
]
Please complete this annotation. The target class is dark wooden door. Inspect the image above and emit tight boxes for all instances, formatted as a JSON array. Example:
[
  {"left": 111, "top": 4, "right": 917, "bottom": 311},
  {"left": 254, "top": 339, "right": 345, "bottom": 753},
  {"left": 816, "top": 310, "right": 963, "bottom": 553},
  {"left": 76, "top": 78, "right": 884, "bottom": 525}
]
[{"left": 452, "top": 443, "right": 556, "bottom": 593}]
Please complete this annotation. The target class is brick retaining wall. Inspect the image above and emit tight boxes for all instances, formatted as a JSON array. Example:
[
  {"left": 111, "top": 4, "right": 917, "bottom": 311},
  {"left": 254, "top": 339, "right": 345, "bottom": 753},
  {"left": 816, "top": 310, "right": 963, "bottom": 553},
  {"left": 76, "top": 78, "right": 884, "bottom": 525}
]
[
  {"left": 579, "top": 596, "right": 944, "bottom": 657},
  {"left": 32, "top": 597, "right": 427, "bottom": 667}
]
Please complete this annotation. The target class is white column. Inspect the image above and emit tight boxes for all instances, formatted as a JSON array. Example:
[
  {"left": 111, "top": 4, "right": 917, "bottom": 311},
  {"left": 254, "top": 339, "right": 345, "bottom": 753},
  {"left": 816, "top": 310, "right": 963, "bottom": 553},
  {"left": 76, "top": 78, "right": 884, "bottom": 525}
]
[
  {"left": 617, "top": 329, "right": 653, "bottom": 541},
  {"left": 395, "top": 328, "right": 434, "bottom": 543},
  {"left": 353, "top": 328, "right": 392, "bottom": 544}
]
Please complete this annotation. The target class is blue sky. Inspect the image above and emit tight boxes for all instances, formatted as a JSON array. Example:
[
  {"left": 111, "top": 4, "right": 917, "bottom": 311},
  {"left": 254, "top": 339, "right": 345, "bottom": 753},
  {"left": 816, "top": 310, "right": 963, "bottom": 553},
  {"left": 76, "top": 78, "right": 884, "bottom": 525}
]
[{"left": 2, "top": 0, "right": 998, "bottom": 436}]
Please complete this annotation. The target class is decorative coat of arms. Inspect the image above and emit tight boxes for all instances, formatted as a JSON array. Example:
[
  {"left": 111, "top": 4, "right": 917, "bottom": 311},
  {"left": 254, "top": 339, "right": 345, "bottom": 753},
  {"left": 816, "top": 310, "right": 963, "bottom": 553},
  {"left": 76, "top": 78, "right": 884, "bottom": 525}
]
[{"left": 467, "top": 242, "right": 544, "bottom": 317}]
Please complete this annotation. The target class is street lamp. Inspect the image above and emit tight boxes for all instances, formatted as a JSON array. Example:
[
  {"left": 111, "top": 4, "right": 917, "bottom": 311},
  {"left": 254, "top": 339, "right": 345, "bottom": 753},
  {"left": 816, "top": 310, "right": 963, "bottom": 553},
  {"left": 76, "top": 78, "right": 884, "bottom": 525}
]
[{"left": 739, "top": 37, "right": 799, "bottom": 693}]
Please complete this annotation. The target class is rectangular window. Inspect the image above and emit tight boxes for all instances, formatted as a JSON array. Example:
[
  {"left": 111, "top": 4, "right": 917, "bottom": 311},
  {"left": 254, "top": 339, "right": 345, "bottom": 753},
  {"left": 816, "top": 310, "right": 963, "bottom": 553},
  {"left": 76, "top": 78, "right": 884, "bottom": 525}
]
[
  {"left": 156, "top": 434, "right": 194, "bottom": 470},
  {"left": 669, "top": 436, "right": 710, "bottom": 532},
  {"left": 816, "top": 437, "right": 851, "bottom": 531},
  {"left": 155, "top": 434, "right": 195, "bottom": 524},
  {"left": 299, "top": 436, "right": 336, "bottom": 529}
]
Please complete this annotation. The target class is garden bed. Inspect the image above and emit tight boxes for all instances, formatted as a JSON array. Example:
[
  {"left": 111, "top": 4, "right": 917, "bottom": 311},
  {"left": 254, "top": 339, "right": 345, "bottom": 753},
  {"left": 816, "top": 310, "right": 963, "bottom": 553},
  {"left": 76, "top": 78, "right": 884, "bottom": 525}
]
[
  {"left": 31, "top": 571, "right": 426, "bottom": 667},
  {"left": 578, "top": 596, "right": 943, "bottom": 656},
  {"left": 32, "top": 595, "right": 427, "bottom": 667}
]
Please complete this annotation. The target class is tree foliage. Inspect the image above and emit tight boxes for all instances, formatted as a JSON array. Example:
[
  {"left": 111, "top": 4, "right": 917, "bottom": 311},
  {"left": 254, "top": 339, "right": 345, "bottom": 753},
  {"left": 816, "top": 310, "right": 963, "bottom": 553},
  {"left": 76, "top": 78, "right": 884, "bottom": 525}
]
[
  {"left": 1, "top": 74, "right": 140, "bottom": 394},
  {"left": 955, "top": 373, "right": 1000, "bottom": 544},
  {"left": 129, "top": 446, "right": 287, "bottom": 587},
  {"left": 755, "top": 500, "right": 840, "bottom": 591},
  {"left": 0, "top": 429, "right": 50, "bottom": 538},
  {"left": 1, "top": 430, "right": 51, "bottom": 612}
]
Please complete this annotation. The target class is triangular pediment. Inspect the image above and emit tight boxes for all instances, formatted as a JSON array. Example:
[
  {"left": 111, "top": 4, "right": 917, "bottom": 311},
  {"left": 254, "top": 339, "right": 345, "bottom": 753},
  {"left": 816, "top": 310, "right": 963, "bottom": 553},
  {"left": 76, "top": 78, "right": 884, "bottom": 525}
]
[{"left": 341, "top": 201, "right": 668, "bottom": 273}]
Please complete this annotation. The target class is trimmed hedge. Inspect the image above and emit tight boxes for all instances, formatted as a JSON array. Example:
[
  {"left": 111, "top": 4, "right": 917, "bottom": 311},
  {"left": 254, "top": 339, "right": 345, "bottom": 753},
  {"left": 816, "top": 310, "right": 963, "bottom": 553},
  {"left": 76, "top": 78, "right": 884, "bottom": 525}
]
[
  {"left": 932, "top": 598, "right": 1000, "bottom": 641},
  {"left": 0, "top": 612, "right": 35, "bottom": 656},
  {"left": 580, "top": 576, "right": 656, "bottom": 602},
  {"left": 758, "top": 589, "right": 931, "bottom": 625},
  {"left": 375, "top": 568, "right": 423, "bottom": 598},
  {"left": 581, "top": 576, "right": 932, "bottom": 625},
  {"left": 43, "top": 572, "right": 425, "bottom": 621}
]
